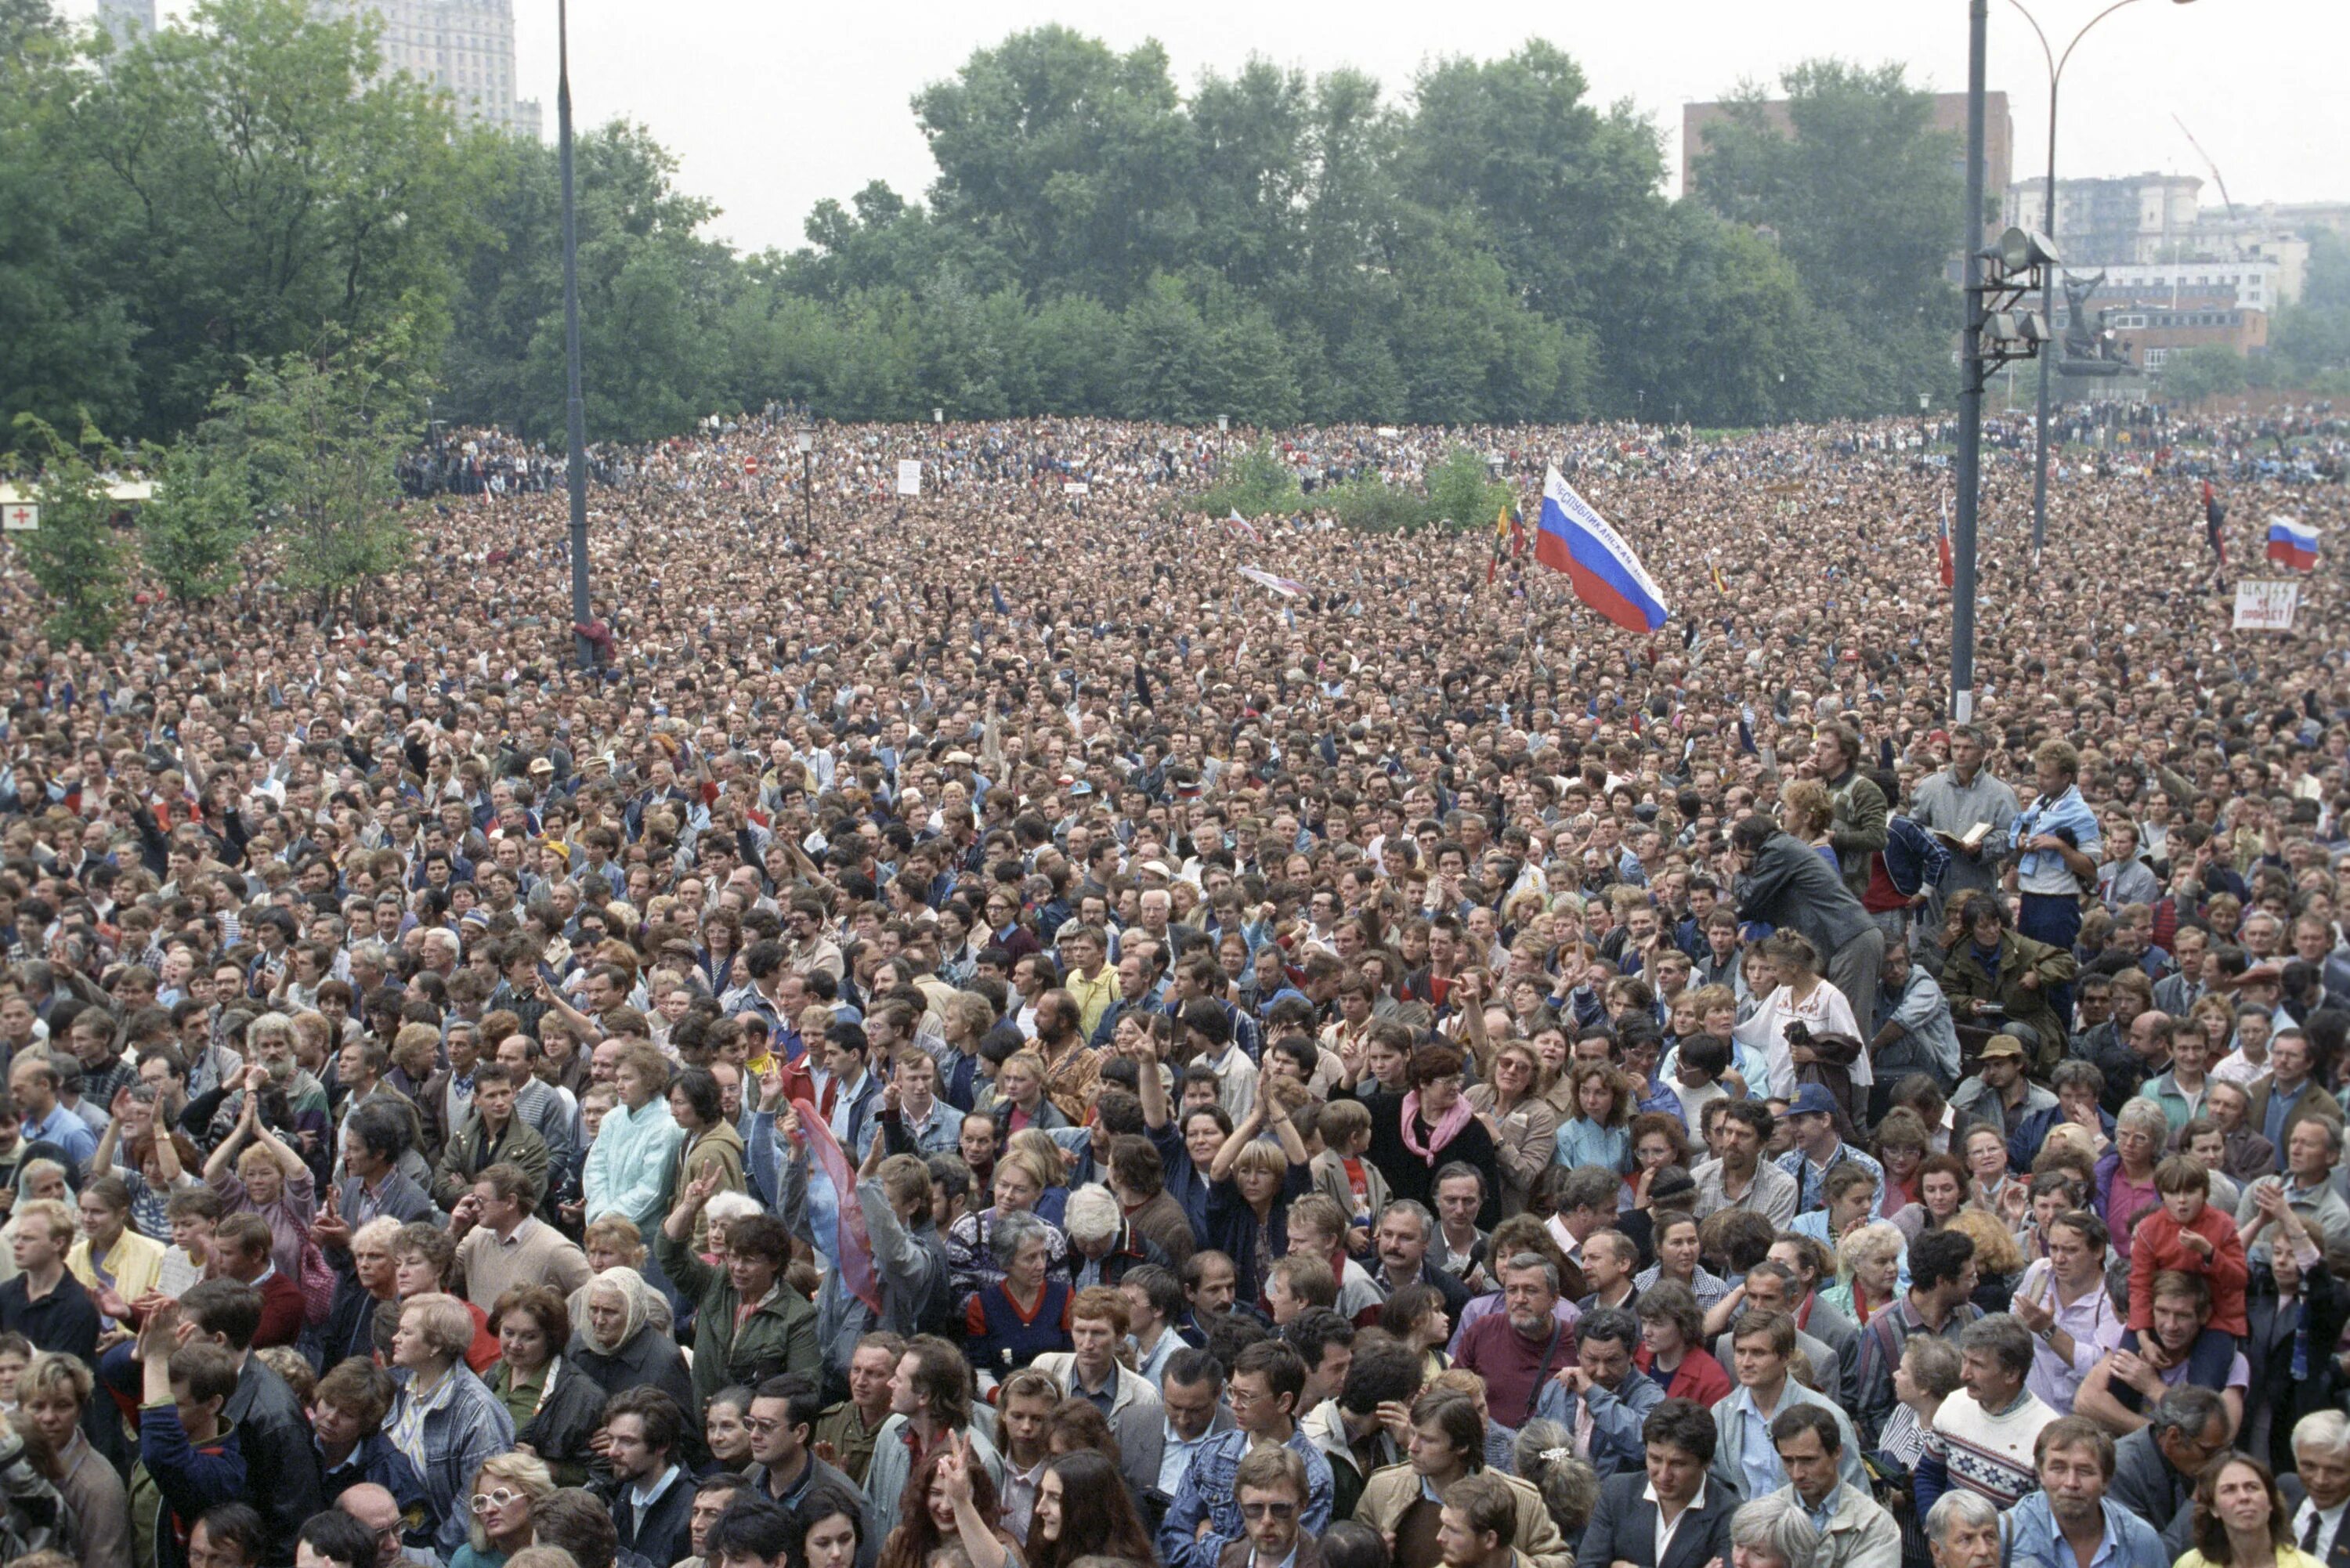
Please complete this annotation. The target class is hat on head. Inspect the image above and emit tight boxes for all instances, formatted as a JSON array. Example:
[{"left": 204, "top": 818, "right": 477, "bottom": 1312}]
[
  {"left": 1788, "top": 1082, "right": 1843, "bottom": 1119},
  {"left": 1138, "top": 860, "right": 1173, "bottom": 880},
  {"left": 1649, "top": 1168, "right": 1697, "bottom": 1207},
  {"left": 1979, "top": 1034, "right": 2026, "bottom": 1060},
  {"left": 528, "top": 758, "right": 555, "bottom": 776}
]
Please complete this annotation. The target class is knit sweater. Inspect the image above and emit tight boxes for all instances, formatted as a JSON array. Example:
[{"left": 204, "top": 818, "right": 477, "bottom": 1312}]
[{"left": 1916, "top": 1388, "right": 2056, "bottom": 1511}]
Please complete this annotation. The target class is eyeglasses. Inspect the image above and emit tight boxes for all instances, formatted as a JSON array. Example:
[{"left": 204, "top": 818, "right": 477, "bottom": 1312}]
[
  {"left": 1240, "top": 1502, "right": 1297, "bottom": 1520},
  {"left": 472, "top": 1488, "right": 526, "bottom": 1513}
]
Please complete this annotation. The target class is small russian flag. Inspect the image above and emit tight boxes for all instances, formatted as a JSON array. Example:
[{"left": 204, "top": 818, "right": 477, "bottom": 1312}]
[
  {"left": 1937, "top": 498, "right": 1954, "bottom": 589},
  {"left": 1224, "top": 508, "right": 1262, "bottom": 544},
  {"left": 2267, "top": 516, "right": 2319, "bottom": 572}
]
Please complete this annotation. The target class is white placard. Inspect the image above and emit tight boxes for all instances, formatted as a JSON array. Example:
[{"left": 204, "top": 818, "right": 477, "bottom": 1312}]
[
  {"left": 1062, "top": 481, "right": 1090, "bottom": 496},
  {"left": 895, "top": 461, "right": 922, "bottom": 497},
  {"left": 2, "top": 502, "right": 38, "bottom": 531},
  {"left": 2233, "top": 579, "right": 2301, "bottom": 631}
]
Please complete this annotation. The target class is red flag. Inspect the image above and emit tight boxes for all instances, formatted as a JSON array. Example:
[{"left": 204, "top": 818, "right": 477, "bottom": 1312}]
[{"left": 1936, "top": 500, "right": 1955, "bottom": 589}]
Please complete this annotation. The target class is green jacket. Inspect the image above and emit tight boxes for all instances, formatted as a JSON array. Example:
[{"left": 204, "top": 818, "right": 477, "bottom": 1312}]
[
  {"left": 431, "top": 1111, "right": 552, "bottom": 1213},
  {"left": 1940, "top": 928, "right": 2077, "bottom": 1074},
  {"left": 655, "top": 1222, "right": 819, "bottom": 1407}
]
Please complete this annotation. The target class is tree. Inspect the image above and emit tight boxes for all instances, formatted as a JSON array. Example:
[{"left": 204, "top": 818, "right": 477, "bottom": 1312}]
[
  {"left": 7, "top": 412, "right": 128, "bottom": 646},
  {"left": 2159, "top": 345, "right": 2249, "bottom": 406},
  {"left": 1691, "top": 60, "right": 1961, "bottom": 414},
  {"left": 2272, "top": 231, "right": 2350, "bottom": 387},
  {"left": 0, "top": 0, "right": 139, "bottom": 450},
  {"left": 138, "top": 435, "right": 250, "bottom": 602},
  {"left": 1423, "top": 443, "right": 1511, "bottom": 528},
  {"left": 210, "top": 324, "right": 426, "bottom": 619},
  {"left": 1194, "top": 441, "right": 1301, "bottom": 519},
  {"left": 914, "top": 27, "right": 1194, "bottom": 305},
  {"left": 63, "top": 0, "right": 484, "bottom": 437}
]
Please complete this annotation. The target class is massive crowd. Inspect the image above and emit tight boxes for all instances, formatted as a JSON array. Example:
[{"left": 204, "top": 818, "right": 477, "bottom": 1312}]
[{"left": 0, "top": 403, "right": 2346, "bottom": 1568}]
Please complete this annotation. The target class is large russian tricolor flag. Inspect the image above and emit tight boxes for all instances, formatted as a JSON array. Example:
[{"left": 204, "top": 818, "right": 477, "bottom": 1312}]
[
  {"left": 1533, "top": 464, "right": 1671, "bottom": 633},
  {"left": 2267, "top": 515, "right": 2319, "bottom": 572}
]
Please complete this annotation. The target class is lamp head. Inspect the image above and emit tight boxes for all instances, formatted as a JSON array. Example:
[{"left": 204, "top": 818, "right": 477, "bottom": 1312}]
[{"left": 1998, "top": 226, "right": 2063, "bottom": 276}]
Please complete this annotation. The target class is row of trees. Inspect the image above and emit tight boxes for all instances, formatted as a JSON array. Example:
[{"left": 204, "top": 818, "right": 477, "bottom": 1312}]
[{"left": 4, "top": 0, "right": 2006, "bottom": 451}]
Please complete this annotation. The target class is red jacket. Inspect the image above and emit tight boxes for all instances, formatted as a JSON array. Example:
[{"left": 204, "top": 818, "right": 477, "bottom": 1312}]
[{"left": 2127, "top": 1198, "right": 2248, "bottom": 1337}]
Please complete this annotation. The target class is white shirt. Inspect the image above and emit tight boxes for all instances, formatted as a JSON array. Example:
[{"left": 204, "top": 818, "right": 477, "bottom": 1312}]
[
  {"left": 1648, "top": 1479, "right": 1711, "bottom": 1566},
  {"left": 2295, "top": 1496, "right": 2348, "bottom": 1559}
]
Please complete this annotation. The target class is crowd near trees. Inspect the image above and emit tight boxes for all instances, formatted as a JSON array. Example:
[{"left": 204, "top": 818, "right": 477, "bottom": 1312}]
[{"left": 4, "top": 0, "right": 2348, "bottom": 459}]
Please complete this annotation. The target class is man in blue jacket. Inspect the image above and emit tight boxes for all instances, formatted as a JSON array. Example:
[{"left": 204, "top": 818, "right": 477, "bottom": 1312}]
[
  {"left": 132, "top": 1324, "right": 247, "bottom": 1568},
  {"left": 2001, "top": 1415, "right": 2171, "bottom": 1568}
]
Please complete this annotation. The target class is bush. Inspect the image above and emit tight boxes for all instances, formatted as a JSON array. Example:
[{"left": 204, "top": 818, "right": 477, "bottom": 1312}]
[
  {"left": 1193, "top": 441, "right": 1302, "bottom": 520},
  {"left": 1320, "top": 475, "right": 1431, "bottom": 533},
  {"left": 1423, "top": 443, "right": 1513, "bottom": 529}
]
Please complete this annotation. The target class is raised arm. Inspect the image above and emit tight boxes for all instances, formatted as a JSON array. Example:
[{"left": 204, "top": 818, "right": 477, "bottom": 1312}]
[{"left": 1208, "top": 1092, "right": 1269, "bottom": 1184}]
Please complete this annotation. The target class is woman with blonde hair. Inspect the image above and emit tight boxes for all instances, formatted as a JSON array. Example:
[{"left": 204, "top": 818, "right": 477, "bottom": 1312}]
[
  {"left": 387, "top": 1293, "right": 515, "bottom": 1560},
  {"left": 1466, "top": 1039, "right": 1559, "bottom": 1217},
  {"left": 1944, "top": 1209, "right": 2024, "bottom": 1313},
  {"left": 1825, "top": 1220, "right": 1907, "bottom": 1326},
  {"left": 1781, "top": 778, "right": 1837, "bottom": 854},
  {"left": 449, "top": 1451, "right": 555, "bottom": 1568}
]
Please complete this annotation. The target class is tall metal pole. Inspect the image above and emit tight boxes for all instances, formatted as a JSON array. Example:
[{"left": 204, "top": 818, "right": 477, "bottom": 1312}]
[
  {"left": 1953, "top": 0, "right": 1989, "bottom": 725},
  {"left": 2030, "top": 75, "right": 2057, "bottom": 555},
  {"left": 559, "top": 0, "right": 591, "bottom": 672}
]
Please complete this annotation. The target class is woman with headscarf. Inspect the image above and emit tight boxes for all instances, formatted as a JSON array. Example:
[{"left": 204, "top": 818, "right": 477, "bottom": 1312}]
[{"left": 564, "top": 1266, "right": 696, "bottom": 1418}]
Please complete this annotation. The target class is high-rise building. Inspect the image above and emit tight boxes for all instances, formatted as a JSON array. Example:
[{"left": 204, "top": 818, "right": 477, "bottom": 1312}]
[
  {"left": 325, "top": 0, "right": 542, "bottom": 139},
  {"left": 2002, "top": 173, "right": 2201, "bottom": 268}
]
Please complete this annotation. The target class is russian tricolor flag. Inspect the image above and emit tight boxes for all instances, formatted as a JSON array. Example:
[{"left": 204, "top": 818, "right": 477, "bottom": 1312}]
[
  {"left": 2267, "top": 516, "right": 2319, "bottom": 572},
  {"left": 1533, "top": 465, "right": 1670, "bottom": 633}
]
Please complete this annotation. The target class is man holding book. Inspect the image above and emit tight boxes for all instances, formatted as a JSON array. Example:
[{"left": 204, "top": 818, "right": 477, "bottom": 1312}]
[{"left": 1910, "top": 726, "right": 2018, "bottom": 929}]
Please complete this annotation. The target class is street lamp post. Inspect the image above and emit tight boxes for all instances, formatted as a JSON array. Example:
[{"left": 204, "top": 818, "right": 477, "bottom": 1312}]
[
  {"left": 2008, "top": 0, "right": 2200, "bottom": 555},
  {"left": 1954, "top": 1, "right": 2059, "bottom": 726},
  {"left": 558, "top": 0, "right": 591, "bottom": 672},
  {"left": 795, "top": 423, "right": 815, "bottom": 535}
]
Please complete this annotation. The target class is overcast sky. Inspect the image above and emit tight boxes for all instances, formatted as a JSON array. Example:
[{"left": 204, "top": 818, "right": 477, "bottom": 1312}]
[{"left": 128, "top": 0, "right": 2348, "bottom": 256}]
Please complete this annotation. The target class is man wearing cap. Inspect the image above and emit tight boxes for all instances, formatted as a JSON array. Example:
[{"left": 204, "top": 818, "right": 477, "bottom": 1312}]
[
  {"left": 1776, "top": 1085, "right": 1885, "bottom": 1217},
  {"left": 1948, "top": 1038, "right": 2057, "bottom": 1147}
]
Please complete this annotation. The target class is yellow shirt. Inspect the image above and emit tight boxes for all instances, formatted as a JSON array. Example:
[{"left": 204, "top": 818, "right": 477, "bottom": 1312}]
[{"left": 68, "top": 1227, "right": 164, "bottom": 1310}]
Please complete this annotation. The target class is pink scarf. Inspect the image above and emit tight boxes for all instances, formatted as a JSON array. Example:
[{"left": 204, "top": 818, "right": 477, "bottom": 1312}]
[{"left": 1400, "top": 1089, "right": 1474, "bottom": 1165}]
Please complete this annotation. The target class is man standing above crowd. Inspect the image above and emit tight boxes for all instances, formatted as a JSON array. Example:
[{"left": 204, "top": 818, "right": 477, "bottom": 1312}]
[{"left": 1909, "top": 726, "right": 2016, "bottom": 928}]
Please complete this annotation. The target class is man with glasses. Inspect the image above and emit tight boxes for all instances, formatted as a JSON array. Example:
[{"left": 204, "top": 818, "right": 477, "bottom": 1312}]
[
  {"left": 335, "top": 1483, "right": 432, "bottom": 1568},
  {"left": 1159, "top": 1340, "right": 1333, "bottom": 1568},
  {"left": 1225, "top": 1445, "right": 1315, "bottom": 1568}
]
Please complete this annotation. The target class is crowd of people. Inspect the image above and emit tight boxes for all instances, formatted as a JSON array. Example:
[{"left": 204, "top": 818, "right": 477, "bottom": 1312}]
[{"left": 0, "top": 403, "right": 2345, "bottom": 1568}]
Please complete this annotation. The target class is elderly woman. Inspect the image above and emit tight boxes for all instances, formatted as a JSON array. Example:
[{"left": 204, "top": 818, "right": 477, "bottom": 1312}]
[
  {"left": 1730, "top": 1492, "right": 1824, "bottom": 1568},
  {"left": 201, "top": 1064, "right": 318, "bottom": 1284},
  {"left": 448, "top": 1451, "right": 555, "bottom": 1568},
  {"left": 945, "top": 1147, "right": 1071, "bottom": 1305},
  {"left": 572, "top": 1216, "right": 676, "bottom": 1336},
  {"left": 485, "top": 1286, "right": 604, "bottom": 1487},
  {"left": 964, "top": 1210, "right": 1072, "bottom": 1386},
  {"left": 1825, "top": 1220, "right": 1907, "bottom": 1327},
  {"left": 387, "top": 1292, "right": 516, "bottom": 1560},
  {"left": 2096, "top": 1099, "right": 2170, "bottom": 1263},
  {"left": 566, "top": 1266, "right": 697, "bottom": 1414}
]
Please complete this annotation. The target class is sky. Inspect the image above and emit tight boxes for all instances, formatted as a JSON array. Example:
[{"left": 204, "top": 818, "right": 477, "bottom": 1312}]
[{"left": 122, "top": 0, "right": 2350, "bottom": 257}]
